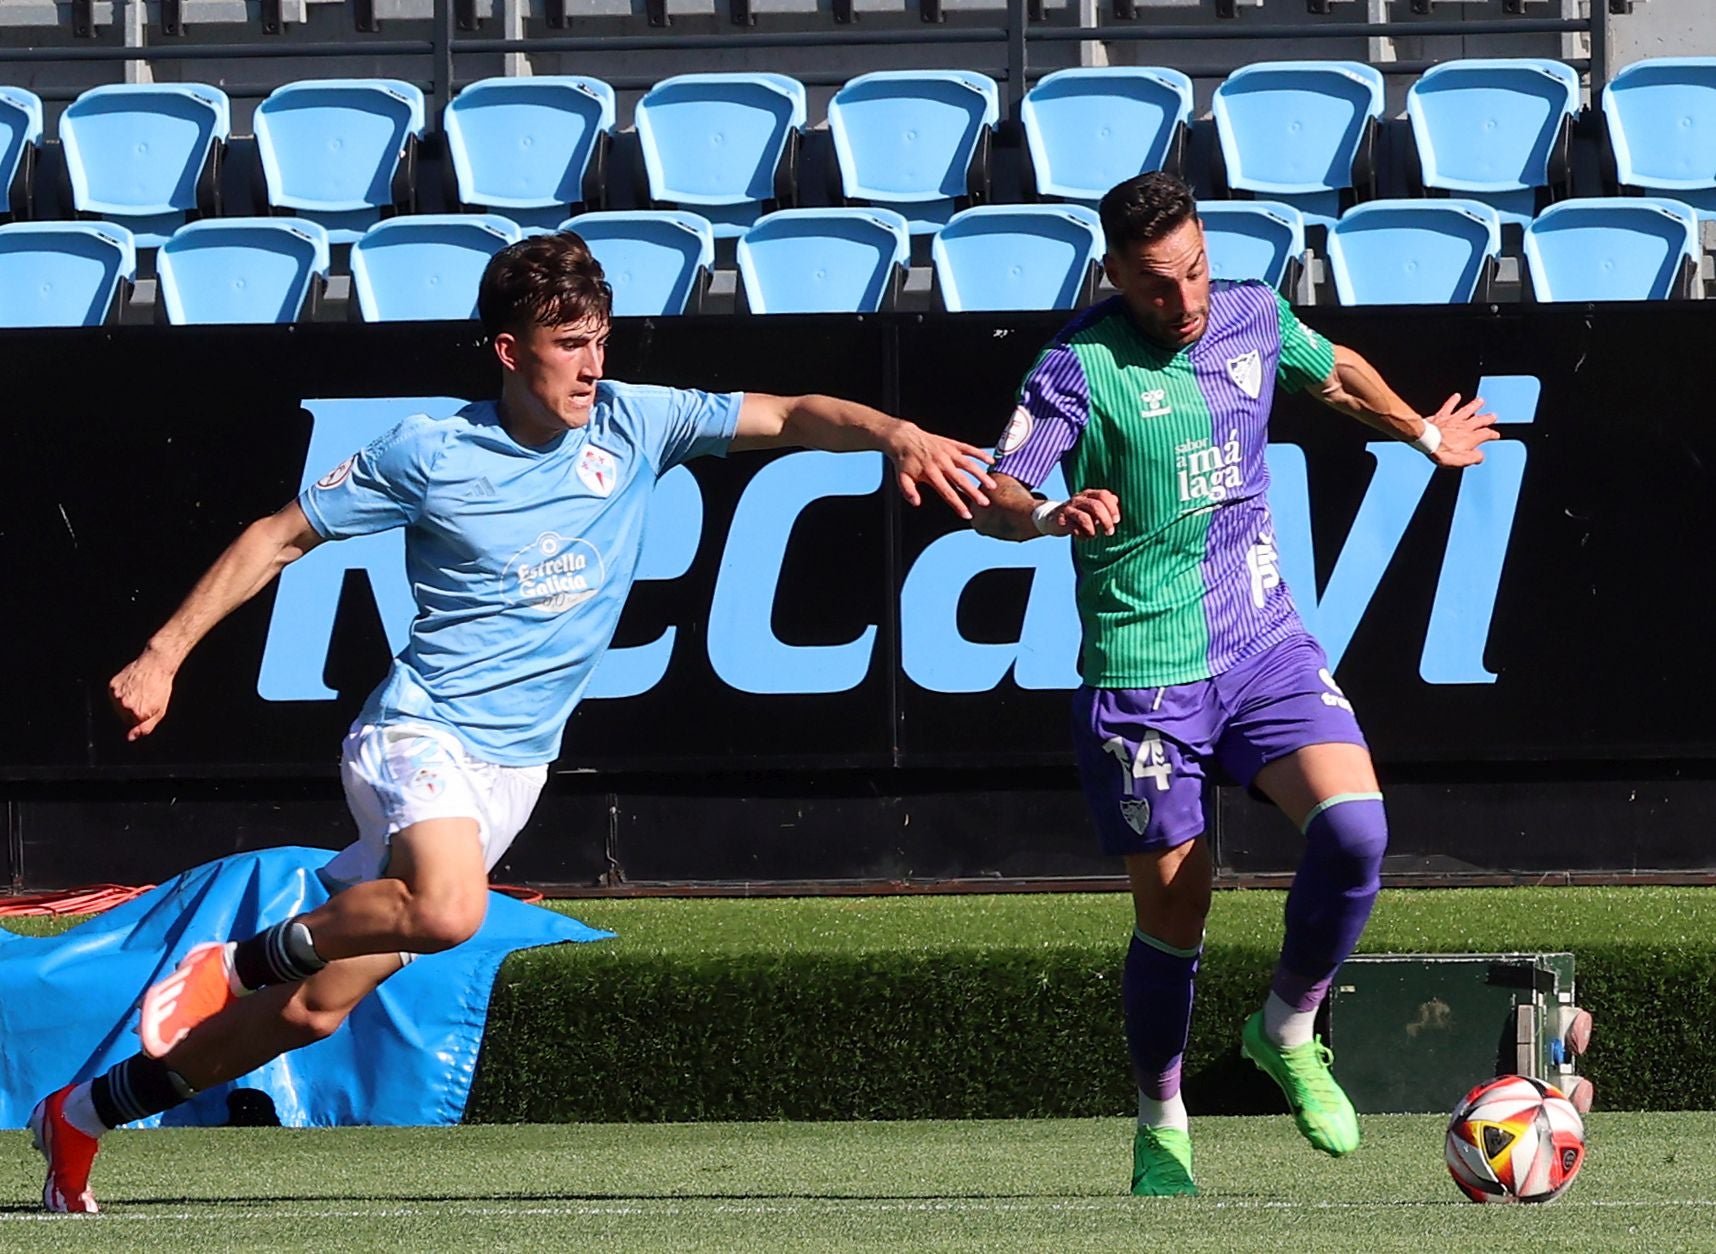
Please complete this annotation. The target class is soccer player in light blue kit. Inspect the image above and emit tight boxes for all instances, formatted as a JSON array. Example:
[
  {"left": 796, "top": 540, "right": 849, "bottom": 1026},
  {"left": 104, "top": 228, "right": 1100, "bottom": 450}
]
[{"left": 29, "top": 233, "right": 997, "bottom": 1213}]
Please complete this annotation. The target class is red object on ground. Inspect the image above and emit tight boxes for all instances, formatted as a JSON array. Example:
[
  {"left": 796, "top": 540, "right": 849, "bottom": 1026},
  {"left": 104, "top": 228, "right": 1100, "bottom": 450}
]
[{"left": 0, "top": 885, "right": 156, "bottom": 917}]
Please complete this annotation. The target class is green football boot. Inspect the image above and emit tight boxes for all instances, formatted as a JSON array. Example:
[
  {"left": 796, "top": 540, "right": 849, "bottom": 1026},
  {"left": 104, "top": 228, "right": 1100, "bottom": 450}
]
[
  {"left": 1131, "top": 1125, "right": 1198, "bottom": 1197},
  {"left": 1240, "top": 1010, "right": 1361, "bottom": 1157}
]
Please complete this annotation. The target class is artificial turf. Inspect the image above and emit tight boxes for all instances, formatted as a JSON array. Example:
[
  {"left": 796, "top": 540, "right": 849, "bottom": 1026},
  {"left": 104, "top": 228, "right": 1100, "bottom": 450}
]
[{"left": 4, "top": 1114, "right": 1712, "bottom": 1252}]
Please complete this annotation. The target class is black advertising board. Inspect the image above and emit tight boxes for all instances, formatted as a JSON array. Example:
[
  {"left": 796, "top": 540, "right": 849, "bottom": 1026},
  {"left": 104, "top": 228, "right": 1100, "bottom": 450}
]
[{"left": 4, "top": 304, "right": 1715, "bottom": 783}]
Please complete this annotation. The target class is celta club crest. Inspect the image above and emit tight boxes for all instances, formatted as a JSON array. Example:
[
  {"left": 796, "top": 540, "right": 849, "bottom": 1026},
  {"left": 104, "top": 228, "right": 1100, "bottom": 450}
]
[
  {"left": 1120, "top": 795, "right": 1151, "bottom": 835},
  {"left": 1226, "top": 350, "right": 1263, "bottom": 400},
  {"left": 576, "top": 445, "right": 618, "bottom": 497}
]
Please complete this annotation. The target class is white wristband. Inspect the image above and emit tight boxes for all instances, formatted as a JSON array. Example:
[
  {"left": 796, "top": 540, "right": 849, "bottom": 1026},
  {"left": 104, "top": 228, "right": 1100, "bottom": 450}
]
[
  {"left": 1409, "top": 420, "right": 1443, "bottom": 457},
  {"left": 1030, "top": 499, "right": 1064, "bottom": 536}
]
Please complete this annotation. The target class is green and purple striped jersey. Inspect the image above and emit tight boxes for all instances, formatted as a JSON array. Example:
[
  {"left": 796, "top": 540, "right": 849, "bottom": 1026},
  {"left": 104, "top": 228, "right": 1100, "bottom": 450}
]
[{"left": 992, "top": 282, "right": 1335, "bottom": 688}]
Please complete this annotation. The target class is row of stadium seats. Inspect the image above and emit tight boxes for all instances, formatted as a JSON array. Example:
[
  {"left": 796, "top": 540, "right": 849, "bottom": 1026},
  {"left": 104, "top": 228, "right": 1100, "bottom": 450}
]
[
  {"left": 5, "top": 57, "right": 1716, "bottom": 250},
  {"left": 2, "top": 193, "right": 1702, "bottom": 328}
]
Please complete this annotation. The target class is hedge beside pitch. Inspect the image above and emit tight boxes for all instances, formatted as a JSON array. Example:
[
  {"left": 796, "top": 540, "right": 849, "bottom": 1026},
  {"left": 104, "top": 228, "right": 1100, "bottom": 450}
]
[{"left": 465, "top": 888, "right": 1716, "bottom": 1121}]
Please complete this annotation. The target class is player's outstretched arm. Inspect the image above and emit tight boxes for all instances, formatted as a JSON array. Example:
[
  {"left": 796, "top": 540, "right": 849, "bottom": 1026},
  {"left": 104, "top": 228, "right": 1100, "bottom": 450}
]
[
  {"left": 730, "top": 393, "right": 997, "bottom": 519},
  {"left": 110, "top": 501, "right": 326, "bottom": 742},
  {"left": 1310, "top": 344, "right": 1499, "bottom": 468},
  {"left": 970, "top": 473, "right": 1120, "bottom": 542}
]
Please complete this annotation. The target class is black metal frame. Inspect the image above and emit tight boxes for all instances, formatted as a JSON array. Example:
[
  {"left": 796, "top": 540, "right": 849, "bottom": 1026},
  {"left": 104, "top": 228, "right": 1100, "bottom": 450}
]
[{"left": 9, "top": 2, "right": 1607, "bottom": 127}]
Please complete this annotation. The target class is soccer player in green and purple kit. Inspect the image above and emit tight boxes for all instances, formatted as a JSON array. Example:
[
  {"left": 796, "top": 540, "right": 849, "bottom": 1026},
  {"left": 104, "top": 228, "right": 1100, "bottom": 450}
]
[{"left": 970, "top": 172, "right": 1498, "bottom": 1197}]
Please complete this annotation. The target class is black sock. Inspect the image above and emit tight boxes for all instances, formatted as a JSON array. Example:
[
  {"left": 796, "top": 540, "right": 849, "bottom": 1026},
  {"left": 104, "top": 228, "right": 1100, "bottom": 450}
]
[
  {"left": 231, "top": 916, "right": 327, "bottom": 992},
  {"left": 90, "top": 1055, "right": 196, "bottom": 1129}
]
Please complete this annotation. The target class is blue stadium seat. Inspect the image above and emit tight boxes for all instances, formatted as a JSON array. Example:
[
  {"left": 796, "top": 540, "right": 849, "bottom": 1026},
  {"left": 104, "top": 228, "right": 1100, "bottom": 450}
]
[
  {"left": 736, "top": 208, "right": 910, "bottom": 314},
  {"left": 1210, "top": 61, "right": 1383, "bottom": 229},
  {"left": 1326, "top": 200, "right": 1503, "bottom": 305},
  {"left": 0, "top": 222, "right": 135, "bottom": 327},
  {"left": 1603, "top": 58, "right": 1716, "bottom": 221},
  {"left": 563, "top": 211, "right": 714, "bottom": 317},
  {"left": 931, "top": 204, "right": 1103, "bottom": 312},
  {"left": 349, "top": 214, "right": 522, "bottom": 322},
  {"left": 1523, "top": 198, "right": 1700, "bottom": 302},
  {"left": 255, "top": 79, "right": 427, "bottom": 244},
  {"left": 633, "top": 73, "right": 806, "bottom": 240},
  {"left": 1197, "top": 200, "right": 1307, "bottom": 291},
  {"left": 59, "top": 84, "right": 230, "bottom": 247},
  {"left": 0, "top": 87, "right": 42, "bottom": 221},
  {"left": 827, "top": 71, "right": 999, "bottom": 235},
  {"left": 1407, "top": 59, "right": 1580, "bottom": 228},
  {"left": 1020, "top": 67, "right": 1193, "bottom": 205},
  {"left": 1324, "top": 203, "right": 1503, "bottom": 308},
  {"left": 157, "top": 218, "right": 331, "bottom": 325},
  {"left": 445, "top": 77, "right": 616, "bottom": 229}
]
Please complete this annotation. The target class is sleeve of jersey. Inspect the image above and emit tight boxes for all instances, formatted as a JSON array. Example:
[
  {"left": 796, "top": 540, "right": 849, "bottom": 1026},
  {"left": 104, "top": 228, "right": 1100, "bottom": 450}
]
[
  {"left": 1273, "top": 291, "right": 1337, "bottom": 394},
  {"left": 990, "top": 344, "right": 1089, "bottom": 492},
  {"left": 298, "top": 419, "right": 434, "bottom": 540},
  {"left": 653, "top": 387, "right": 745, "bottom": 472}
]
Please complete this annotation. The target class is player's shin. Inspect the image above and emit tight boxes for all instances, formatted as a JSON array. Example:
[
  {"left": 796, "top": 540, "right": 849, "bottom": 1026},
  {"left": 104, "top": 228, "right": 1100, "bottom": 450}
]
[
  {"left": 1269, "top": 794, "right": 1388, "bottom": 1045},
  {"left": 1125, "top": 927, "right": 1200, "bottom": 1131}
]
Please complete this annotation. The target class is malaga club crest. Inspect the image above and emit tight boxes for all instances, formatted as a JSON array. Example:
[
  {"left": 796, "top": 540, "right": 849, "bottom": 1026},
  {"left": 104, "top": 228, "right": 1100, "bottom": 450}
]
[{"left": 1226, "top": 350, "right": 1263, "bottom": 400}]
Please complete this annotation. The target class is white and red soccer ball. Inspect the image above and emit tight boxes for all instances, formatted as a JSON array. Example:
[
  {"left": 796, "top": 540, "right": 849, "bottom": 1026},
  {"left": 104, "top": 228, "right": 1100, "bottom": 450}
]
[{"left": 1445, "top": 1075, "right": 1586, "bottom": 1203}]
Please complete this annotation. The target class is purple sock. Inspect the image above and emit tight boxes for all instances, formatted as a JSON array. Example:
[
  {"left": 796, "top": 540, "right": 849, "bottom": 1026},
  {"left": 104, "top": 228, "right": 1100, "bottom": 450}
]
[
  {"left": 1124, "top": 928, "right": 1201, "bottom": 1100},
  {"left": 1273, "top": 794, "right": 1388, "bottom": 1012}
]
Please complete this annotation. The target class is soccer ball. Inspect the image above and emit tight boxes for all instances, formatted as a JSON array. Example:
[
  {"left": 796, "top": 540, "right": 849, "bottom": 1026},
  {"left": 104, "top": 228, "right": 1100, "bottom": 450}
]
[{"left": 1444, "top": 1075, "right": 1586, "bottom": 1204}]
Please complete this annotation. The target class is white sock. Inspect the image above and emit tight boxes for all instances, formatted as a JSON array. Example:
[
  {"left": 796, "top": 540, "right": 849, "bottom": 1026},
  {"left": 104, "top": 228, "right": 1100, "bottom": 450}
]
[
  {"left": 1137, "top": 1091, "right": 1189, "bottom": 1134},
  {"left": 1263, "top": 991, "right": 1315, "bottom": 1048},
  {"left": 60, "top": 1082, "right": 107, "bottom": 1139}
]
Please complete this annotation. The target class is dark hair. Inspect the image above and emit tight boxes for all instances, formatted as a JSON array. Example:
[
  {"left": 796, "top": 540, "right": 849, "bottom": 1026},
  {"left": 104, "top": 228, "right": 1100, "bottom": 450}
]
[
  {"left": 476, "top": 231, "right": 613, "bottom": 339},
  {"left": 1098, "top": 172, "right": 1199, "bottom": 254}
]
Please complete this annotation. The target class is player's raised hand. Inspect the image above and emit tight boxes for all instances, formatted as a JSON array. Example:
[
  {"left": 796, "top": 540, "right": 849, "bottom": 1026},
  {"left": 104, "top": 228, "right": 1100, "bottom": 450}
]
[
  {"left": 1045, "top": 489, "right": 1121, "bottom": 540},
  {"left": 889, "top": 424, "right": 997, "bottom": 519},
  {"left": 1422, "top": 393, "right": 1499, "bottom": 468},
  {"left": 109, "top": 650, "right": 176, "bottom": 741}
]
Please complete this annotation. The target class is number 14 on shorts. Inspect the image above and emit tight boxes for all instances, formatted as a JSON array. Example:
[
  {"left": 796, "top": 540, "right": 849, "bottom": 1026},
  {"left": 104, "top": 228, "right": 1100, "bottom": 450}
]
[{"left": 1104, "top": 731, "right": 1172, "bottom": 834}]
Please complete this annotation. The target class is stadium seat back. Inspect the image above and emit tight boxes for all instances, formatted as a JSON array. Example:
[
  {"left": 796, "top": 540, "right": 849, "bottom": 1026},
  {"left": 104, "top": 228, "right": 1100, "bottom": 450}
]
[
  {"left": 565, "top": 210, "right": 714, "bottom": 316},
  {"left": 931, "top": 204, "right": 1102, "bottom": 312},
  {"left": 60, "top": 84, "right": 230, "bottom": 243},
  {"left": 1197, "top": 201, "right": 1307, "bottom": 290},
  {"left": 1523, "top": 197, "right": 1699, "bottom": 302},
  {"left": 255, "top": 80, "right": 426, "bottom": 241},
  {"left": 827, "top": 71, "right": 999, "bottom": 232},
  {"left": 1020, "top": 67, "right": 1193, "bottom": 204},
  {"left": 737, "top": 208, "right": 910, "bottom": 314},
  {"left": 1603, "top": 58, "right": 1716, "bottom": 218},
  {"left": 1326, "top": 200, "right": 1502, "bottom": 305},
  {"left": 1407, "top": 59, "right": 1579, "bottom": 222},
  {"left": 1211, "top": 61, "right": 1383, "bottom": 224},
  {"left": 634, "top": 74, "right": 806, "bottom": 237},
  {"left": 0, "top": 222, "right": 135, "bottom": 328},
  {"left": 349, "top": 214, "right": 522, "bottom": 321},
  {"left": 0, "top": 87, "right": 43, "bottom": 214},
  {"left": 446, "top": 77, "right": 616, "bottom": 226},
  {"left": 157, "top": 218, "right": 331, "bottom": 325}
]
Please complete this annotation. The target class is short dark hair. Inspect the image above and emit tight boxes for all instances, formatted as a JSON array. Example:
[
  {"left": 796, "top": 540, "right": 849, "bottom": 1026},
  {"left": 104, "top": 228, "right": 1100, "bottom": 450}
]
[
  {"left": 477, "top": 232, "right": 613, "bottom": 339},
  {"left": 1098, "top": 172, "right": 1199, "bottom": 254}
]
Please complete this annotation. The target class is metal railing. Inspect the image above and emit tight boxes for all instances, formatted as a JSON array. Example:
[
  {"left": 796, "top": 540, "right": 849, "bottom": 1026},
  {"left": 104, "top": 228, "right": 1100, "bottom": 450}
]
[{"left": 4, "top": 0, "right": 1605, "bottom": 119}]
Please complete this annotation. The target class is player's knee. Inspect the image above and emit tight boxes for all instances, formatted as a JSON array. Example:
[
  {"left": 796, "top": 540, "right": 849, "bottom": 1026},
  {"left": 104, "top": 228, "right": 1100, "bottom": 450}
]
[
  {"left": 1306, "top": 796, "right": 1389, "bottom": 870},
  {"left": 402, "top": 887, "right": 488, "bottom": 953}
]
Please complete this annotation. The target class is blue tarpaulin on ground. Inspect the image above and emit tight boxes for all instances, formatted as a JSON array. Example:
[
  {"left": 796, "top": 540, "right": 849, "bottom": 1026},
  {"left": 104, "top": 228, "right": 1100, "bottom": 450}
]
[{"left": 0, "top": 846, "right": 611, "bottom": 1129}]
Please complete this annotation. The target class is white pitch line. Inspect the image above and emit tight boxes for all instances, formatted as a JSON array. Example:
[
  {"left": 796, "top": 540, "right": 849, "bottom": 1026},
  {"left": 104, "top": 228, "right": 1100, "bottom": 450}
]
[{"left": 2, "top": 1197, "right": 1713, "bottom": 1222}]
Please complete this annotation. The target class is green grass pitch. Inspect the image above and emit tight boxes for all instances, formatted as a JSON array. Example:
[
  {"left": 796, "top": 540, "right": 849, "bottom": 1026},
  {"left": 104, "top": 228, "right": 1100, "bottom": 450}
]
[{"left": 5, "top": 1115, "right": 1713, "bottom": 1252}]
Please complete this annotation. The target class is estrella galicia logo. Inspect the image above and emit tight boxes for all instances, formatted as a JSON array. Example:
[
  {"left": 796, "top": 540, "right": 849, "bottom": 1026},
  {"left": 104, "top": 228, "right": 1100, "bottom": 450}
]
[{"left": 504, "top": 531, "right": 605, "bottom": 615}]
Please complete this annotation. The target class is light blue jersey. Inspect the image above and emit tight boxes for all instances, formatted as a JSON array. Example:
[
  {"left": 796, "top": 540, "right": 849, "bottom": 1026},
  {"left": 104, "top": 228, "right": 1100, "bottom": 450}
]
[{"left": 299, "top": 381, "right": 742, "bottom": 766}]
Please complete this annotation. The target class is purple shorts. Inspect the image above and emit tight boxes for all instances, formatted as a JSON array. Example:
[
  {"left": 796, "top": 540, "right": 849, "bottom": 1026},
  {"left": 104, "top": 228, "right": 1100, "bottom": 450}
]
[{"left": 1072, "top": 634, "right": 1368, "bottom": 856}]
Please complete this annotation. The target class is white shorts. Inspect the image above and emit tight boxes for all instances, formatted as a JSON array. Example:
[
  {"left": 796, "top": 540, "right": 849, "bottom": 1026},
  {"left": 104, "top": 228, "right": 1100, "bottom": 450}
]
[{"left": 320, "top": 721, "right": 549, "bottom": 889}]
